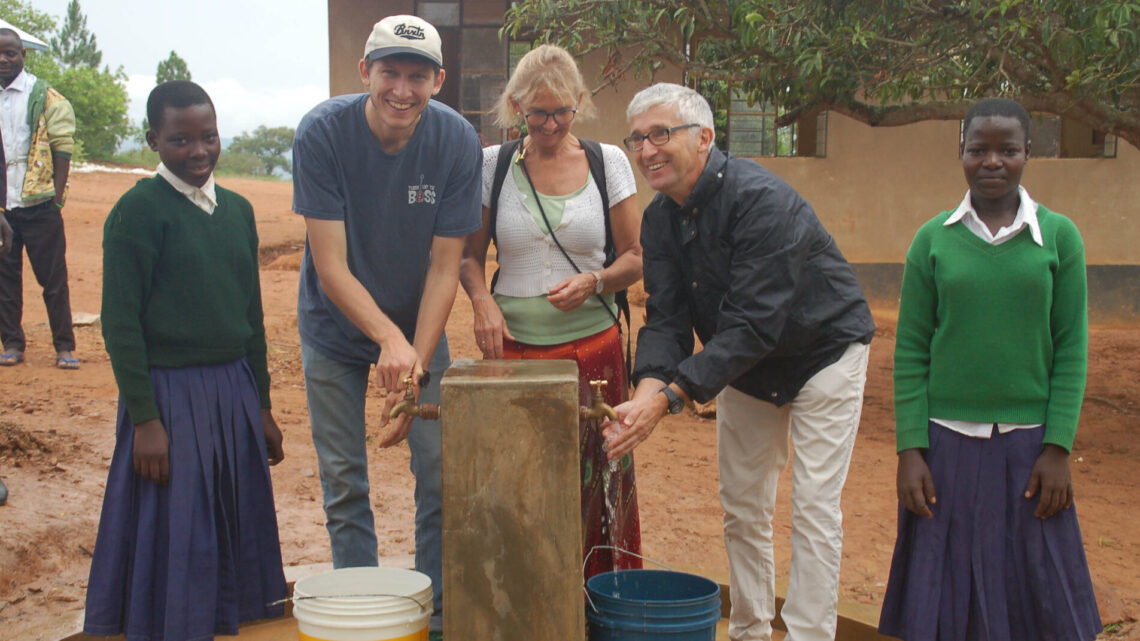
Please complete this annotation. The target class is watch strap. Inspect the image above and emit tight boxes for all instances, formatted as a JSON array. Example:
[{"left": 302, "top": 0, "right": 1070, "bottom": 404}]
[{"left": 660, "top": 386, "right": 684, "bottom": 414}]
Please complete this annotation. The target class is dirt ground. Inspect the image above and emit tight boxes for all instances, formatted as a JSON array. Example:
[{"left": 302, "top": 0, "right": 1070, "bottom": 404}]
[{"left": 1, "top": 169, "right": 1137, "bottom": 640}]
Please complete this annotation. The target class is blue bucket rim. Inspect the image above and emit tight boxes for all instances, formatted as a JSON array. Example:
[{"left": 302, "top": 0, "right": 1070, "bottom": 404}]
[{"left": 585, "top": 569, "right": 721, "bottom": 607}]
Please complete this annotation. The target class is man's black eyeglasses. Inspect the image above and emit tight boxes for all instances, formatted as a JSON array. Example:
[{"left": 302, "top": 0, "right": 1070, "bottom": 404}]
[
  {"left": 623, "top": 123, "right": 701, "bottom": 152},
  {"left": 523, "top": 107, "right": 578, "bottom": 127}
]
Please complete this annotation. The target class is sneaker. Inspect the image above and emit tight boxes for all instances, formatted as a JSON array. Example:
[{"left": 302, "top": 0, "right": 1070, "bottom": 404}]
[{"left": 0, "top": 478, "right": 7, "bottom": 505}]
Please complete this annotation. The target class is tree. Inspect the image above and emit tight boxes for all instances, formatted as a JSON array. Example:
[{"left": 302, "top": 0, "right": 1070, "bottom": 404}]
[
  {"left": 0, "top": 0, "right": 56, "bottom": 40},
  {"left": 228, "top": 126, "right": 296, "bottom": 175},
  {"left": 156, "top": 50, "right": 191, "bottom": 83},
  {"left": 506, "top": 0, "right": 1140, "bottom": 148},
  {"left": 49, "top": 0, "right": 100, "bottom": 69},
  {"left": 1, "top": 0, "right": 128, "bottom": 159},
  {"left": 33, "top": 55, "right": 131, "bottom": 159}
]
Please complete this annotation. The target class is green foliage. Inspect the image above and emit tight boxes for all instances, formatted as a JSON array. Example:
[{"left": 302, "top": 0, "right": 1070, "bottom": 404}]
[
  {"left": 33, "top": 55, "right": 130, "bottom": 160},
  {"left": 228, "top": 125, "right": 295, "bottom": 175},
  {"left": 155, "top": 50, "right": 191, "bottom": 83},
  {"left": 0, "top": 0, "right": 56, "bottom": 40},
  {"left": 50, "top": 0, "right": 100, "bottom": 69},
  {"left": 1, "top": 0, "right": 129, "bottom": 160},
  {"left": 506, "top": 0, "right": 1140, "bottom": 148},
  {"left": 216, "top": 150, "right": 268, "bottom": 177}
]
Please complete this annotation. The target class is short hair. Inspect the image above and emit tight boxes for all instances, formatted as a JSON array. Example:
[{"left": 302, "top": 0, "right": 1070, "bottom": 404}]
[
  {"left": 493, "top": 44, "right": 595, "bottom": 129},
  {"left": 0, "top": 28, "right": 22, "bottom": 44},
  {"left": 147, "top": 81, "right": 215, "bottom": 132},
  {"left": 963, "top": 97, "right": 1031, "bottom": 143},
  {"left": 626, "top": 83, "right": 715, "bottom": 137}
]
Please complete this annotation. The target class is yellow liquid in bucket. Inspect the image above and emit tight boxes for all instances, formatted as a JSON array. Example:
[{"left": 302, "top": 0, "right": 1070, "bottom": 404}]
[{"left": 299, "top": 630, "right": 427, "bottom": 641}]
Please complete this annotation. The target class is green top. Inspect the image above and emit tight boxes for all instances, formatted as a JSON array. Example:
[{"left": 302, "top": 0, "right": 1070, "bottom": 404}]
[
  {"left": 893, "top": 204, "right": 1088, "bottom": 452},
  {"left": 101, "top": 176, "right": 271, "bottom": 423},
  {"left": 498, "top": 155, "right": 617, "bottom": 345}
]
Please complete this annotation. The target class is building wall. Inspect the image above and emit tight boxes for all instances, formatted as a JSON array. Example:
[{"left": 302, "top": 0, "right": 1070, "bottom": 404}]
[
  {"left": 758, "top": 114, "right": 1140, "bottom": 321},
  {"left": 763, "top": 114, "right": 1140, "bottom": 266}
]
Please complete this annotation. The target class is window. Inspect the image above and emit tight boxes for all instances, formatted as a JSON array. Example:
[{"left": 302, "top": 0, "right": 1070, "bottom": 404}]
[
  {"left": 413, "top": 0, "right": 511, "bottom": 145},
  {"left": 726, "top": 92, "right": 827, "bottom": 158},
  {"left": 1027, "top": 114, "right": 1117, "bottom": 158},
  {"left": 459, "top": 27, "right": 508, "bottom": 144}
]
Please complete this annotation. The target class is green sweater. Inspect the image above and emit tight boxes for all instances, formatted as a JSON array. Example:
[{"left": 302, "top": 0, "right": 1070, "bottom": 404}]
[
  {"left": 893, "top": 204, "right": 1087, "bottom": 452},
  {"left": 101, "top": 176, "right": 271, "bottom": 424}
]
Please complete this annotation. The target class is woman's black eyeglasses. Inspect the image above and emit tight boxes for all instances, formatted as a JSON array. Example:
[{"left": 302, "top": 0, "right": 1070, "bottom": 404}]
[
  {"left": 623, "top": 123, "right": 701, "bottom": 152},
  {"left": 523, "top": 107, "right": 578, "bottom": 127}
]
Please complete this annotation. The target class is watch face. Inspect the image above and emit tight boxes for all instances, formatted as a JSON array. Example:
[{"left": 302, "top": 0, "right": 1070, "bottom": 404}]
[{"left": 669, "top": 397, "right": 684, "bottom": 414}]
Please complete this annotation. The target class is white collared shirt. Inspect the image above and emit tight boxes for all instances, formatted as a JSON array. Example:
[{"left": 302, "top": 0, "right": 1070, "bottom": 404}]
[
  {"left": 932, "top": 185, "right": 1043, "bottom": 439},
  {"left": 944, "top": 185, "right": 1043, "bottom": 247},
  {"left": 156, "top": 162, "right": 217, "bottom": 214},
  {"left": 1, "top": 69, "right": 39, "bottom": 210}
]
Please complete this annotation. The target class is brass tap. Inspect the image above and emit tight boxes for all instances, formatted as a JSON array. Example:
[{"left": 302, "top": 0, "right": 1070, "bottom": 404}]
[
  {"left": 580, "top": 379, "right": 617, "bottom": 422},
  {"left": 389, "top": 376, "right": 440, "bottom": 421}
]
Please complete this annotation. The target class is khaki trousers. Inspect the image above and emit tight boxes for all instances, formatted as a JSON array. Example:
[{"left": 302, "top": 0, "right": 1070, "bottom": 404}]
[{"left": 718, "top": 342, "right": 870, "bottom": 641}]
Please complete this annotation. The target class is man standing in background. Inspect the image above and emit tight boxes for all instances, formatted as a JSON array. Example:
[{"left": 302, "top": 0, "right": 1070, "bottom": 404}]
[{"left": 0, "top": 27, "right": 78, "bottom": 370}]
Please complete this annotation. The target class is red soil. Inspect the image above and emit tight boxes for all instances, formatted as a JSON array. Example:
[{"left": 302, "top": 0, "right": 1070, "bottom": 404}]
[{"left": 1, "top": 170, "right": 1135, "bottom": 639}]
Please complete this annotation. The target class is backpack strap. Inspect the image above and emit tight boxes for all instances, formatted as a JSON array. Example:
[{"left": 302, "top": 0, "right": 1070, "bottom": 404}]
[
  {"left": 489, "top": 138, "right": 523, "bottom": 247},
  {"left": 580, "top": 139, "right": 633, "bottom": 382},
  {"left": 488, "top": 138, "right": 522, "bottom": 294},
  {"left": 580, "top": 139, "right": 611, "bottom": 255}
]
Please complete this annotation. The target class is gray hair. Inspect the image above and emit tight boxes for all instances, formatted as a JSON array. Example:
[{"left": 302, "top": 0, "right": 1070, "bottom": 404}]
[{"left": 626, "top": 83, "right": 715, "bottom": 137}]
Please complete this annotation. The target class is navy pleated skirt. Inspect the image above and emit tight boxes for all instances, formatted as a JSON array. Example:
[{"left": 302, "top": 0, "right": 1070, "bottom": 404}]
[
  {"left": 879, "top": 422, "right": 1101, "bottom": 641},
  {"left": 84, "top": 359, "right": 287, "bottom": 641}
]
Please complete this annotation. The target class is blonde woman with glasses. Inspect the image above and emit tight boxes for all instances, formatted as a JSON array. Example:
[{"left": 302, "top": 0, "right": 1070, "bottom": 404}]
[{"left": 459, "top": 44, "right": 644, "bottom": 579}]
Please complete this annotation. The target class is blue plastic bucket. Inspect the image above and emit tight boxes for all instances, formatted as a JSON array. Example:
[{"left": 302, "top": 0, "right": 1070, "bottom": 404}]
[{"left": 585, "top": 569, "right": 721, "bottom": 640}]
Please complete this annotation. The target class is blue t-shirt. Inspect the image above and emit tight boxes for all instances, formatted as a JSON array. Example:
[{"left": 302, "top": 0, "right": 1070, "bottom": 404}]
[{"left": 293, "top": 95, "right": 482, "bottom": 364}]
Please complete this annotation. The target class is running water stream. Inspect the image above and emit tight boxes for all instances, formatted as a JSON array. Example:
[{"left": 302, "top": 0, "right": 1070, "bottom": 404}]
[{"left": 601, "top": 458, "right": 623, "bottom": 598}]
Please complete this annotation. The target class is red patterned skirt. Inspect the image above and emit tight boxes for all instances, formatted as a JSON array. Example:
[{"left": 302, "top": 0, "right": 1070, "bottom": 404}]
[{"left": 503, "top": 323, "right": 643, "bottom": 578}]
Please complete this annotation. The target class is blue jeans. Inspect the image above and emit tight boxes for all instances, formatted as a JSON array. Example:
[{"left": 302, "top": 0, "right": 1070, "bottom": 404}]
[{"left": 302, "top": 336, "right": 448, "bottom": 631}]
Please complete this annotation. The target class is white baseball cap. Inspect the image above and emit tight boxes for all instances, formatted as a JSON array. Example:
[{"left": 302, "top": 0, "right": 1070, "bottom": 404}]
[{"left": 364, "top": 15, "right": 443, "bottom": 67}]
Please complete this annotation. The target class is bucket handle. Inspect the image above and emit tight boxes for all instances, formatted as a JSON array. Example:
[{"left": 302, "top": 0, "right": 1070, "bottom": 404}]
[
  {"left": 266, "top": 593, "right": 431, "bottom": 611},
  {"left": 581, "top": 545, "right": 676, "bottom": 614}
]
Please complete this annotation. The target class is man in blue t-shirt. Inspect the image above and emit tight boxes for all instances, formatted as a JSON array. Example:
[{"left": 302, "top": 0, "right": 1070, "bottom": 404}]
[{"left": 291, "top": 15, "right": 482, "bottom": 637}]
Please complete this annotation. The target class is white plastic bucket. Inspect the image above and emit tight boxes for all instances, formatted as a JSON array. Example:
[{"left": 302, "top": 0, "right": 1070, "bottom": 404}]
[{"left": 293, "top": 567, "right": 433, "bottom": 641}]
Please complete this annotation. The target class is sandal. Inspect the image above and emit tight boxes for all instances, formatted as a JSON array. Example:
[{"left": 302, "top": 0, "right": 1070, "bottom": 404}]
[
  {"left": 0, "top": 351, "right": 22, "bottom": 366},
  {"left": 56, "top": 354, "right": 80, "bottom": 370}
]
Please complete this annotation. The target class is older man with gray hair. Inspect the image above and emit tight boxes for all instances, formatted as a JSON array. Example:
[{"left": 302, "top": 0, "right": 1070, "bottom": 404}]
[{"left": 604, "top": 82, "right": 875, "bottom": 641}]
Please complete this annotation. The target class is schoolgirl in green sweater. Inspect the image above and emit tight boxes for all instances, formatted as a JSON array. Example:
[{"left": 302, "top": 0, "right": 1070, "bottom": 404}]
[
  {"left": 85, "top": 81, "right": 287, "bottom": 641},
  {"left": 879, "top": 98, "right": 1100, "bottom": 641}
]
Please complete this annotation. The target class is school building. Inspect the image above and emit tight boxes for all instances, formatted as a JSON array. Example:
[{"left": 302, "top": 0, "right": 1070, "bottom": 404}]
[{"left": 328, "top": 0, "right": 1140, "bottom": 324}]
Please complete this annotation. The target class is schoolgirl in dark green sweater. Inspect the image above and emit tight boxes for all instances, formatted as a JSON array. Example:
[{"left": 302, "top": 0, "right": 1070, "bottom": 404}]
[
  {"left": 879, "top": 98, "right": 1101, "bottom": 641},
  {"left": 85, "top": 81, "right": 286, "bottom": 641}
]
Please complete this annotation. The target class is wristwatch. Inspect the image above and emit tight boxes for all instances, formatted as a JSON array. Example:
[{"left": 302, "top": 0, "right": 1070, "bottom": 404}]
[
  {"left": 591, "top": 271, "right": 604, "bottom": 294},
  {"left": 660, "top": 386, "right": 684, "bottom": 415}
]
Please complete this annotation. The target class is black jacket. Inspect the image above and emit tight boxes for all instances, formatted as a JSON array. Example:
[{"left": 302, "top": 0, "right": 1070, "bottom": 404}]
[{"left": 633, "top": 148, "right": 875, "bottom": 405}]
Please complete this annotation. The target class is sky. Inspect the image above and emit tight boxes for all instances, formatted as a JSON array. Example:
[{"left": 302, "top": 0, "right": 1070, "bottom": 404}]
[{"left": 30, "top": 0, "right": 332, "bottom": 142}]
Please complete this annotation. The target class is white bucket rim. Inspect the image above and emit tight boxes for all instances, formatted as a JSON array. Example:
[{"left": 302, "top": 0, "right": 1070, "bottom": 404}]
[{"left": 294, "top": 567, "right": 431, "bottom": 598}]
